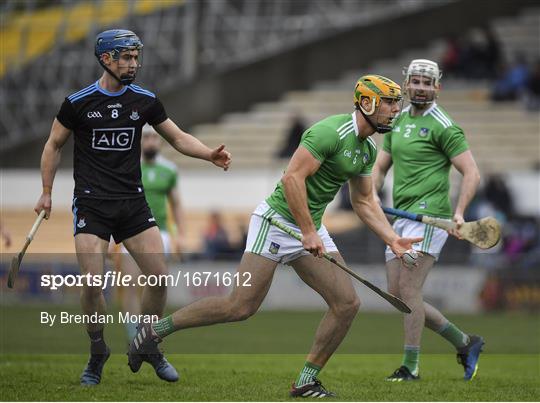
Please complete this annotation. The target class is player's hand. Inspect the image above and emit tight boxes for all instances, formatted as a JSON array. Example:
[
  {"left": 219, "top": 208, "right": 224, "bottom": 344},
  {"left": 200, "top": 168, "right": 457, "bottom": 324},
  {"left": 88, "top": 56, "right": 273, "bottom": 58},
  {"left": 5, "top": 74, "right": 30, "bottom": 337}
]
[
  {"left": 210, "top": 144, "right": 232, "bottom": 171},
  {"left": 34, "top": 193, "right": 52, "bottom": 219},
  {"left": 389, "top": 237, "right": 423, "bottom": 267},
  {"left": 449, "top": 213, "right": 464, "bottom": 239},
  {"left": 302, "top": 231, "right": 325, "bottom": 258}
]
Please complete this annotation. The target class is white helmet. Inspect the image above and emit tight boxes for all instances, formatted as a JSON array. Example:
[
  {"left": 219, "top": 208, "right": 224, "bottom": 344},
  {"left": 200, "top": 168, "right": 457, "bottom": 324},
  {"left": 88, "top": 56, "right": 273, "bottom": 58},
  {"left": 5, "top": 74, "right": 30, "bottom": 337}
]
[
  {"left": 404, "top": 59, "right": 442, "bottom": 84},
  {"left": 403, "top": 59, "right": 442, "bottom": 105}
]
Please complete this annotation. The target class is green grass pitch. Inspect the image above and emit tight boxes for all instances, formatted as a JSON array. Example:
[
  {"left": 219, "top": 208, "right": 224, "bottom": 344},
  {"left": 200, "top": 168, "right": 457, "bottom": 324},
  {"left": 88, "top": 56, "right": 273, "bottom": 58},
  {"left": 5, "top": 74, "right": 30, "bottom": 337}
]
[{"left": 1, "top": 305, "right": 539, "bottom": 401}]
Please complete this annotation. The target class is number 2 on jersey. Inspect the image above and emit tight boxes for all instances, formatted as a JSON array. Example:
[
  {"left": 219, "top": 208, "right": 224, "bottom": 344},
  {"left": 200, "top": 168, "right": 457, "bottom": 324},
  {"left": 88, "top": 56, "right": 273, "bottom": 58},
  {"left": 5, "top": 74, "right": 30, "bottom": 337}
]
[{"left": 403, "top": 124, "right": 416, "bottom": 138}]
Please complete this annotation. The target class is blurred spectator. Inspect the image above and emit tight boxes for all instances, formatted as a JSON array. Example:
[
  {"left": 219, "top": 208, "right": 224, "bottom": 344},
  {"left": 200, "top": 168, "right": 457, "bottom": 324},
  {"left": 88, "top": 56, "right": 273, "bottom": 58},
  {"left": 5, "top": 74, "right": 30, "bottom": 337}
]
[
  {"left": 203, "top": 211, "right": 233, "bottom": 260},
  {"left": 520, "top": 228, "right": 540, "bottom": 270},
  {"left": 491, "top": 53, "right": 530, "bottom": 101},
  {"left": 441, "top": 35, "right": 463, "bottom": 78},
  {"left": 460, "top": 28, "right": 490, "bottom": 79},
  {"left": 503, "top": 217, "right": 539, "bottom": 264},
  {"left": 482, "top": 27, "right": 502, "bottom": 79},
  {"left": 276, "top": 112, "right": 306, "bottom": 159},
  {"left": 479, "top": 273, "right": 504, "bottom": 311},
  {"left": 524, "top": 59, "right": 540, "bottom": 111},
  {"left": 442, "top": 27, "right": 501, "bottom": 80},
  {"left": 484, "top": 174, "right": 515, "bottom": 219},
  {"left": 0, "top": 220, "right": 12, "bottom": 249}
]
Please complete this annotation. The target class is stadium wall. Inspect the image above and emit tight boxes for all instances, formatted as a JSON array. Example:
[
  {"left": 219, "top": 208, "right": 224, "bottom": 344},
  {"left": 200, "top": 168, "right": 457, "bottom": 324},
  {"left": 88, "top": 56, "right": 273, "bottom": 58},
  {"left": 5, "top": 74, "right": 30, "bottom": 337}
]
[{"left": 3, "top": 170, "right": 539, "bottom": 215}]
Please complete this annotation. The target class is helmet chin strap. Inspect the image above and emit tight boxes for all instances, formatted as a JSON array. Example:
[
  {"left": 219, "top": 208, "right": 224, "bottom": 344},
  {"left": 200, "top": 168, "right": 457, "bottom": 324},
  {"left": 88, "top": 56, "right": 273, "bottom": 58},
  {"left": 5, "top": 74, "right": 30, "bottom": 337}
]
[
  {"left": 358, "top": 107, "right": 379, "bottom": 133},
  {"left": 410, "top": 97, "right": 435, "bottom": 107},
  {"left": 375, "top": 123, "right": 393, "bottom": 134},
  {"left": 100, "top": 60, "right": 135, "bottom": 86},
  {"left": 357, "top": 98, "right": 393, "bottom": 134}
]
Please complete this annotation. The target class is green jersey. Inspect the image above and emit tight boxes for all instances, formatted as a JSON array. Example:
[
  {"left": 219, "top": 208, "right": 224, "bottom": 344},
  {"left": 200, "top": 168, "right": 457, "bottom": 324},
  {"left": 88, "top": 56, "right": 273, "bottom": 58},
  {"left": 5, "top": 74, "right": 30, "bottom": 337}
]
[
  {"left": 383, "top": 103, "right": 469, "bottom": 219},
  {"left": 141, "top": 156, "right": 178, "bottom": 230},
  {"left": 267, "top": 113, "right": 376, "bottom": 229}
]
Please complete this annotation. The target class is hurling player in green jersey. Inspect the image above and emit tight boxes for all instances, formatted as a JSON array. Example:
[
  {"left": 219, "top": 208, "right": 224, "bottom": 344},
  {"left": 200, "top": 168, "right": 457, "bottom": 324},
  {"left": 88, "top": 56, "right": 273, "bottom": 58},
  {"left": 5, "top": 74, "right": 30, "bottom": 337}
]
[
  {"left": 129, "top": 75, "right": 422, "bottom": 397},
  {"left": 117, "top": 125, "right": 186, "bottom": 340},
  {"left": 373, "top": 59, "right": 483, "bottom": 382},
  {"left": 140, "top": 126, "right": 186, "bottom": 253}
]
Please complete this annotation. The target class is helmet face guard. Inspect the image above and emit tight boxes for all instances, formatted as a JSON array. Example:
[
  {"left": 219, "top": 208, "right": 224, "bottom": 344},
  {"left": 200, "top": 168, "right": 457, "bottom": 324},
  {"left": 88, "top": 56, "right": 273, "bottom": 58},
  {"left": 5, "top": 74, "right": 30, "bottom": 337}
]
[
  {"left": 403, "top": 59, "right": 442, "bottom": 106},
  {"left": 95, "top": 29, "right": 143, "bottom": 85},
  {"left": 353, "top": 75, "right": 403, "bottom": 133}
]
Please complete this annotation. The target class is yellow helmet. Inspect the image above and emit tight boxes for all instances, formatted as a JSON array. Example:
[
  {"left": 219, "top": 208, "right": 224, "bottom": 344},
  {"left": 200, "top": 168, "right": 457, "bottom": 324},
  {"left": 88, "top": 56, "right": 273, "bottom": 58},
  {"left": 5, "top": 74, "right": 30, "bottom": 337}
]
[{"left": 353, "top": 74, "right": 402, "bottom": 114}]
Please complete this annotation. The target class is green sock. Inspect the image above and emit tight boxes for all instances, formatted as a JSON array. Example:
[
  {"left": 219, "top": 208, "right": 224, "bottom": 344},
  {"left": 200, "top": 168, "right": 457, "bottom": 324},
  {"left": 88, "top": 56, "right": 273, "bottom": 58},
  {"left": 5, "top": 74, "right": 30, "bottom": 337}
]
[
  {"left": 438, "top": 322, "right": 470, "bottom": 349},
  {"left": 152, "top": 315, "right": 175, "bottom": 339},
  {"left": 295, "top": 361, "right": 321, "bottom": 387},
  {"left": 402, "top": 346, "right": 420, "bottom": 376}
]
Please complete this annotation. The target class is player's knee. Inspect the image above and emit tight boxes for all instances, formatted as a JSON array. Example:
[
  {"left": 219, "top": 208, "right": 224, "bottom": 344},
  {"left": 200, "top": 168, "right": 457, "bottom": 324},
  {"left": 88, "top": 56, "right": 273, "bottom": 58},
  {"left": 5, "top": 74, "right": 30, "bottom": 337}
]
[
  {"left": 147, "top": 263, "right": 169, "bottom": 278},
  {"left": 228, "top": 300, "right": 259, "bottom": 322},
  {"left": 228, "top": 307, "right": 248, "bottom": 322},
  {"left": 398, "top": 281, "right": 421, "bottom": 302},
  {"left": 333, "top": 295, "right": 361, "bottom": 318}
]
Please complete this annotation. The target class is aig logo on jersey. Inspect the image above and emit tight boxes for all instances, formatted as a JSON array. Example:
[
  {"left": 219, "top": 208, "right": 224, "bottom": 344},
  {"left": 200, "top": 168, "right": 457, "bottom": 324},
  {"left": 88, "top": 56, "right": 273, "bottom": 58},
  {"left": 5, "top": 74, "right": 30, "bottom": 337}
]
[{"left": 92, "top": 127, "right": 135, "bottom": 151}]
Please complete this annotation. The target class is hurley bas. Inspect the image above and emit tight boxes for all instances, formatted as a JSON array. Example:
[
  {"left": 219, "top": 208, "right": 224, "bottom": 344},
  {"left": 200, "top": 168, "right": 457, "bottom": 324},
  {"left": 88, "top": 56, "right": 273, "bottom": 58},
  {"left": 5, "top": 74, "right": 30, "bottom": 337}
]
[{"left": 41, "top": 312, "right": 158, "bottom": 327}]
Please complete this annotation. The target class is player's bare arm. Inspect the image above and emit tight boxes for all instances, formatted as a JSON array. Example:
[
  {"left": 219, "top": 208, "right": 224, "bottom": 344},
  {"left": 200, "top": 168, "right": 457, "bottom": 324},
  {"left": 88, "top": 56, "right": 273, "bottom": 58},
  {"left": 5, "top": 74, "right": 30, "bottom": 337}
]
[
  {"left": 371, "top": 149, "right": 393, "bottom": 203},
  {"left": 281, "top": 146, "right": 324, "bottom": 257},
  {"left": 154, "top": 118, "right": 231, "bottom": 170},
  {"left": 348, "top": 175, "right": 422, "bottom": 258},
  {"left": 449, "top": 150, "right": 481, "bottom": 238},
  {"left": 34, "top": 118, "right": 72, "bottom": 218}
]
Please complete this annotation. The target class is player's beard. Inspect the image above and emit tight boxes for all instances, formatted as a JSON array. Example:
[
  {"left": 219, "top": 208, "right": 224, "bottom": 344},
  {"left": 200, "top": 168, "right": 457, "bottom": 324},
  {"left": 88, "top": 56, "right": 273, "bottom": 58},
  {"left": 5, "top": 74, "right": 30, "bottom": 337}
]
[
  {"left": 119, "top": 72, "right": 136, "bottom": 85},
  {"left": 408, "top": 88, "right": 435, "bottom": 107}
]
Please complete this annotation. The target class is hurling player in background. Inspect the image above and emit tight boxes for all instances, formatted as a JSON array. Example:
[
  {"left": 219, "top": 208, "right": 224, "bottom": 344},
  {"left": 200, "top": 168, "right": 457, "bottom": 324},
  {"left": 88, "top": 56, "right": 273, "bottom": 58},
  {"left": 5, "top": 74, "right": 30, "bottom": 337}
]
[
  {"left": 117, "top": 124, "right": 186, "bottom": 341},
  {"left": 373, "top": 59, "right": 483, "bottom": 382}
]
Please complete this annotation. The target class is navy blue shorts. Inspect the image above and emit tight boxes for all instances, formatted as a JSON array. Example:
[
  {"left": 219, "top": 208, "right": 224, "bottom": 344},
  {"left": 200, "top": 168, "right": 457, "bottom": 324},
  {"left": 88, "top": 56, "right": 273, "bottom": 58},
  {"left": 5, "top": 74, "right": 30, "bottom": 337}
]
[{"left": 72, "top": 197, "right": 157, "bottom": 243}]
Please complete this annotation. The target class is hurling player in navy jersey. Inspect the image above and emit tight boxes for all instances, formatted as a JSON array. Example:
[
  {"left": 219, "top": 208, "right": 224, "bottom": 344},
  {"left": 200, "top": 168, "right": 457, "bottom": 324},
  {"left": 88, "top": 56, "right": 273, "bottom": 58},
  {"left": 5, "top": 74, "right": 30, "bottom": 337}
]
[{"left": 34, "top": 29, "right": 231, "bottom": 386}]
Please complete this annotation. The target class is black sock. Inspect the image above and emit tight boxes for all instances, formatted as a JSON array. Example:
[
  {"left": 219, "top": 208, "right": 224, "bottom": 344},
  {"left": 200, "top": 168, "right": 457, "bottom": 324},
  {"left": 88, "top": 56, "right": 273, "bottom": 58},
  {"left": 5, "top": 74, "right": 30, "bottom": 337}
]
[{"left": 88, "top": 329, "right": 107, "bottom": 354}]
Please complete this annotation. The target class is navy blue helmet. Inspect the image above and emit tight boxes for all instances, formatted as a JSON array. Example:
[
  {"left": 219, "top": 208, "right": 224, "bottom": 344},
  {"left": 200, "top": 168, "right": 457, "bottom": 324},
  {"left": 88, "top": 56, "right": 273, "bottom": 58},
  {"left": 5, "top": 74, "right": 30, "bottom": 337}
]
[
  {"left": 95, "top": 29, "right": 143, "bottom": 58},
  {"left": 95, "top": 29, "right": 143, "bottom": 85}
]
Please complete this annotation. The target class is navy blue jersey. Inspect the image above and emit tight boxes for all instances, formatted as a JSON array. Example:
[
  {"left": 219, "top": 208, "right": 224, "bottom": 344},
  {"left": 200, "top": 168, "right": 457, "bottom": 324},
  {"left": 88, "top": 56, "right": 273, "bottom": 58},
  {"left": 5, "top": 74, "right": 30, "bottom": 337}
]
[{"left": 57, "top": 81, "right": 168, "bottom": 199}]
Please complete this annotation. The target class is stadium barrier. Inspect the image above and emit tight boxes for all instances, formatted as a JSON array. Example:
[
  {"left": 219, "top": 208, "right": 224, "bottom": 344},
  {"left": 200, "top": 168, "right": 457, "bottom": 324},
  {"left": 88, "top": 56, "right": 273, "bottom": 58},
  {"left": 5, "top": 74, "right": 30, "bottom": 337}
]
[{"left": 2, "top": 170, "right": 538, "bottom": 215}]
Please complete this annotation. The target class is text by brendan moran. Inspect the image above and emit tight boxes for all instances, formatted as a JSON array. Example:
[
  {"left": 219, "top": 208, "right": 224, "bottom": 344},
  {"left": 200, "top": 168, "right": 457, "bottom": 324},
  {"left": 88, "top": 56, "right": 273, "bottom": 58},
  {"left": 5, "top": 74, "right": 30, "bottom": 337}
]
[{"left": 40, "top": 312, "right": 158, "bottom": 327}]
